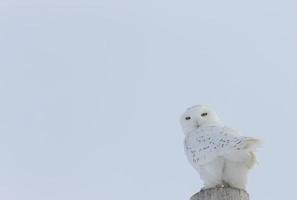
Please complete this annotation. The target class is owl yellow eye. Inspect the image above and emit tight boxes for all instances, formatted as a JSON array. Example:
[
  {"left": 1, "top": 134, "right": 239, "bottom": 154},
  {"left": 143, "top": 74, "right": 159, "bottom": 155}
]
[
  {"left": 201, "top": 113, "right": 208, "bottom": 117},
  {"left": 185, "top": 116, "right": 191, "bottom": 120}
]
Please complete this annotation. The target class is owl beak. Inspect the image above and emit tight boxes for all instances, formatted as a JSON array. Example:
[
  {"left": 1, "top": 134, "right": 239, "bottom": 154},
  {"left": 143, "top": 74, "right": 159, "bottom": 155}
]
[{"left": 196, "top": 122, "right": 200, "bottom": 128}]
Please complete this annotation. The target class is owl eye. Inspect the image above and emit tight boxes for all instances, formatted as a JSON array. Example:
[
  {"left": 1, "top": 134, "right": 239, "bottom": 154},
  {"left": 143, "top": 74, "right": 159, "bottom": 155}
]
[
  {"left": 185, "top": 116, "right": 191, "bottom": 120},
  {"left": 201, "top": 113, "right": 208, "bottom": 117}
]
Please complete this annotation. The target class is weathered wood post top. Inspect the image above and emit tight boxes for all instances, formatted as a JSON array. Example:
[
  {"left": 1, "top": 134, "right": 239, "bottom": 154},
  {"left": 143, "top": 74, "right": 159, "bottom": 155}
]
[{"left": 190, "top": 187, "right": 249, "bottom": 200}]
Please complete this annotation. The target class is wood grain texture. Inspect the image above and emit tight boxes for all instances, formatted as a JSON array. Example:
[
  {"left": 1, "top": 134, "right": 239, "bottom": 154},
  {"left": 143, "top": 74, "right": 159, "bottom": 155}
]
[{"left": 190, "top": 187, "right": 249, "bottom": 200}]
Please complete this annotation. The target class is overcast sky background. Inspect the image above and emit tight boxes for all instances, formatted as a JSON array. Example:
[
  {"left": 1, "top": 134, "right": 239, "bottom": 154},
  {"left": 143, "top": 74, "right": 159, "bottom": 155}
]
[{"left": 0, "top": 0, "right": 297, "bottom": 200}]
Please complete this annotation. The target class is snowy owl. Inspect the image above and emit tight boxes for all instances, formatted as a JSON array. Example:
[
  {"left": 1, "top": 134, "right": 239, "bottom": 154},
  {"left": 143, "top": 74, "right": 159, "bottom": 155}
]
[{"left": 180, "top": 105, "right": 261, "bottom": 190}]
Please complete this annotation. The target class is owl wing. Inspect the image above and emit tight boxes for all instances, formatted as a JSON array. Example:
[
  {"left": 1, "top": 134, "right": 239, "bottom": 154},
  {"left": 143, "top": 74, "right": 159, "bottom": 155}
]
[{"left": 184, "top": 126, "right": 260, "bottom": 165}]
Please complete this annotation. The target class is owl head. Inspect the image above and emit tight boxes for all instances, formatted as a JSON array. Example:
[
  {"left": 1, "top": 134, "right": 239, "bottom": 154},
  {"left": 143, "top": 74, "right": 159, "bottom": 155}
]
[{"left": 180, "top": 105, "right": 223, "bottom": 134}]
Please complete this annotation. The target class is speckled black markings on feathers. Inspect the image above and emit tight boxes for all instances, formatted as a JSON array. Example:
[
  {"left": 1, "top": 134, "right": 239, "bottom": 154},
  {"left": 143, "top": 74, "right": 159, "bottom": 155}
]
[{"left": 184, "top": 126, "right": 249, "bottom": 165}]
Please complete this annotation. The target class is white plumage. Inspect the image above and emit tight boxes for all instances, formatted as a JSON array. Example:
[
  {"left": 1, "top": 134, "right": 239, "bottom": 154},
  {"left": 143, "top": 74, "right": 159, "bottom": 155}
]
[{"left": 180, "top": 105, "right": 260, "bottom": 190}]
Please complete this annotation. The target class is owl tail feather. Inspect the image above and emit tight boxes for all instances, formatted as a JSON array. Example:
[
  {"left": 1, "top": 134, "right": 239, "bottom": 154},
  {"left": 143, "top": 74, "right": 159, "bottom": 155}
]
[
  {"left": 246, "top": 152, "right": 257, "bottom": 169},
  {"left": 243, "top": 138, "right": 261, "bottom": 169},
  {"left": 244, "top": 138, "right": 262, "bottom": 151}
]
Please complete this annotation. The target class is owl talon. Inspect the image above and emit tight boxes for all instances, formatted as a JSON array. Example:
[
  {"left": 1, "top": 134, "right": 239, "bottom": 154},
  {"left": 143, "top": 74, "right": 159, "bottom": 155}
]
[
  {"left": 222, "top": 182, "right": 230, "bottom": 188},
  {"left": 200, "top": 184, "right": 224, "bottom": 191}
]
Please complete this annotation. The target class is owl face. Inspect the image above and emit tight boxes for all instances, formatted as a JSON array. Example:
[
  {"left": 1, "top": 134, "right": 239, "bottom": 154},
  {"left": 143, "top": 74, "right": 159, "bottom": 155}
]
[{"left": 180, "top": 105, "right": 222, "bottom": 134}]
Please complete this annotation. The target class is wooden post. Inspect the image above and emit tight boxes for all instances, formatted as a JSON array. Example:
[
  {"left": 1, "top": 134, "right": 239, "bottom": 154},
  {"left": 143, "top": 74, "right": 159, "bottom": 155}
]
[{"left": 190, "top": 187, "right": 249, "bottom": 200}]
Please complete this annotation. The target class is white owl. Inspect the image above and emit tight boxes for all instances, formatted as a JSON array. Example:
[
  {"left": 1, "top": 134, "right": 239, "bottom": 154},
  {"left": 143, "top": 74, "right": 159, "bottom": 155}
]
[{"left": 181, "top": 105, "right": 261, "bottom": 190}]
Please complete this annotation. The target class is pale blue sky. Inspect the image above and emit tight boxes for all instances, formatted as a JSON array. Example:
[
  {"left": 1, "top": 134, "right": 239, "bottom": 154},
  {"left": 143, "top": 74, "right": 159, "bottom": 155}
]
[{"left": 0, "top": 0, "right": 296, "bottom": 200}]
